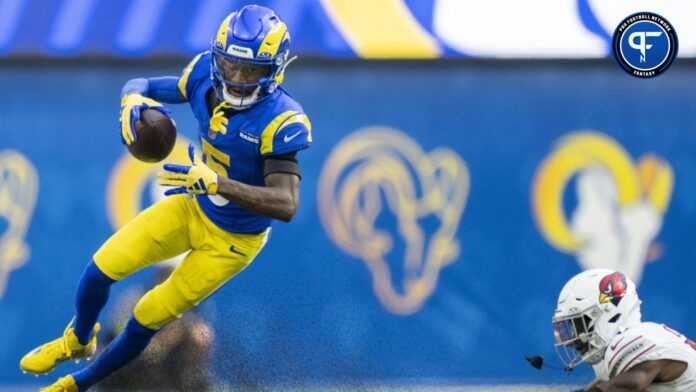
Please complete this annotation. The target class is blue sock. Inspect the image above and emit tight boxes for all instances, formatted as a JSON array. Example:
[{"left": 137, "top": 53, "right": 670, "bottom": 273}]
[
  {"left": 72, "top": 316, "right": 157, "bottom": 390},
  {"left": 74, "top": 261, "right": 116, "bottom": 345}
]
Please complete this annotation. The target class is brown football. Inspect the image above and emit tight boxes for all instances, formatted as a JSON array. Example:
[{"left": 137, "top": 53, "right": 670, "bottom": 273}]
[{"left": 126, "top": 109, "right": 177, "bottom": 163}]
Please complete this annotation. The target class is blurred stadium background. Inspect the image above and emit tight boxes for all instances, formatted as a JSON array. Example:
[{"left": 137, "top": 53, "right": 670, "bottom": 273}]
[{"left": 1, "top": 0, "right": 696, "bottom": 391}]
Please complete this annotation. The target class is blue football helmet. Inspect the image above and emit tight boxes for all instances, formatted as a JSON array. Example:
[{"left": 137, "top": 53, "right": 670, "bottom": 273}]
[{"left": 211, "top": 5, "right": 291, "bottom": 110}]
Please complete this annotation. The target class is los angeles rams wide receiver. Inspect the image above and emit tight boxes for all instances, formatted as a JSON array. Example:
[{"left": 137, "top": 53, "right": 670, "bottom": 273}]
[
  {"left": 20, "top": 5, "right": 311, "bottom": 391},
  {"left": 554, "top": 269, "right": 696, "bottom": 392}
]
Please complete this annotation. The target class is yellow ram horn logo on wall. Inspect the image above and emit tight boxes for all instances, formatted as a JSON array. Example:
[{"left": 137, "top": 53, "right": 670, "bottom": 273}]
[
  {"left": 0, "top": 150, "right": 38, "bottom": 298},
  {"left": 532, "top": 131, "right": 673, "bottom": 283},
  {"left": 318, "top": 127, "right": 469, "bottom": 315}
]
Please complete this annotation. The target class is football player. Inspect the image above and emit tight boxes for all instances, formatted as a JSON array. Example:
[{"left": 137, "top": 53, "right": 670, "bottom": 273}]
[
  {"left": 554, "top": 269, "right": 696, "bottom": 391},
  {"left": 20, "top": 5, "right": 311, "bottom": 391}
]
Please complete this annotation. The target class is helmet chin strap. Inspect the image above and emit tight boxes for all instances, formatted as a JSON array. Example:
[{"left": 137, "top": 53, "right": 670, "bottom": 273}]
[{"left": 222, "top": 86, "right": 261, "bottom": 110}]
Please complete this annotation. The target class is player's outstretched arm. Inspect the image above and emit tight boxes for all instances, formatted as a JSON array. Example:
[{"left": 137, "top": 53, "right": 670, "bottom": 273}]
[
  {"left": 592, "top": 359, "right": 686, "bottom": 392},
  {"left": 121, "top": 77, "right": 186, "bottom": 103}
]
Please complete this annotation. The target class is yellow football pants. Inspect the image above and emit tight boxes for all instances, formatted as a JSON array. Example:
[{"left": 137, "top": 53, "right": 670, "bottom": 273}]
[{"left": 93, "top": 194, "right": 269, "bottom": 329}]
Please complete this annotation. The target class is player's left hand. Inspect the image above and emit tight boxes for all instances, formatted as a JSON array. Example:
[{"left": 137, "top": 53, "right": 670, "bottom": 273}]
[
  {"left": 158, "top": 144, "right": 219, "bottom": 195},
  {"left": 119, "top": 93, "right": 171, "bottom": 145}
]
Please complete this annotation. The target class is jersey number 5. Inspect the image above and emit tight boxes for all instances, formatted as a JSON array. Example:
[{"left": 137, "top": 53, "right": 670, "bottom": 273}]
[
  {"left": 201, "top": 138, "right": 230, "bottom": 176},
  {"left": 201, "top": 138, "right": 231, "bottom": 206}
]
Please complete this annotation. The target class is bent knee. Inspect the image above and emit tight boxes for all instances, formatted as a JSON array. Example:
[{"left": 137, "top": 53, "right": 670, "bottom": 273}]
[{"left": 133, "top": 286, "right": 196, "bottom": 330}]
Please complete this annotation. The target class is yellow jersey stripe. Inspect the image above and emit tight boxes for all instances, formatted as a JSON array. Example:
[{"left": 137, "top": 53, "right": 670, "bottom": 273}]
[
  {"left": 321, "top": 0, "right": 440, "bottom": 59},
  {"left": 260, "top": 110, "right": 298, "bottom": 155},
  {"left": 177, "top": 53, "right": 204, "bottom": 99},
  {"left": 277, "top": 113, "right": 312, "bottom": 143}
]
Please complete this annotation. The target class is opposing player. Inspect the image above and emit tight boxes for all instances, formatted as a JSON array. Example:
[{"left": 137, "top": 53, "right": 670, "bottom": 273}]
[
  {"left": 553, "top": 269, "right": 696, "bottom": 391},
  {"left": 20, "top": 5, "right": 311, "bottom": 391}
]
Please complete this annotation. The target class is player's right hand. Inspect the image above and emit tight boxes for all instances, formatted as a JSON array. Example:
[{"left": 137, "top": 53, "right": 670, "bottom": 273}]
[
  {"left": 157, "top": 144, "right": 219, "bottom": 195},
  {"left": 119, "top": 93, "right": 171, "bottom": 145}
]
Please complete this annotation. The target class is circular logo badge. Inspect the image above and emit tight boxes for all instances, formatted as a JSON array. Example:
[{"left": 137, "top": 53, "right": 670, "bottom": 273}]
[{"left": 612, "top": 12, "right": 678, "bottom": 78}]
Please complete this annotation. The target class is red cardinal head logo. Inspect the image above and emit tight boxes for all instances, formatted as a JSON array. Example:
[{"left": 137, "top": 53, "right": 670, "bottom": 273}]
[{"left": 599, "top": 272, "right": 627, "bottom": 306}]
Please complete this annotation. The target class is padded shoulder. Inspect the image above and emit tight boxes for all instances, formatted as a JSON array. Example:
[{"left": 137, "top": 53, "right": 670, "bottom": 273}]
[
  {"left": 258, "top": 91, "right": 312, "bottom": 157},
  {"left": 177, "top": 51, "right": 212, "bottom": 100}
]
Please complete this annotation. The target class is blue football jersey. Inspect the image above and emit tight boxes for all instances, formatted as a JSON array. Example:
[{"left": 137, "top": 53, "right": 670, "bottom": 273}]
[{"left": 177, "top": 52, "right": 312, "bottom": 233}]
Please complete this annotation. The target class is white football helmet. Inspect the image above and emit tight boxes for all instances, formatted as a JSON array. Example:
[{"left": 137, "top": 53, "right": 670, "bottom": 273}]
[{"left": 553, "top": 269, "right": 642, "bottom": 369}]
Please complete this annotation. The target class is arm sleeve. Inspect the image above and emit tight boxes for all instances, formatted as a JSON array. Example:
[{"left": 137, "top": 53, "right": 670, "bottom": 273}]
[
  {"left": 120, "top": 77, "right": 186, "bottom": 103},
  {"left": 263, "top": 152, "right": 301, "bottom": 179}
]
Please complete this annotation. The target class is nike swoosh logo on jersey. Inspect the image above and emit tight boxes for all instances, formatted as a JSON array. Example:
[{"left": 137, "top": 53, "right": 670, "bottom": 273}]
[
  {"left": 284, "top": 131, "right": 302, "bottom": 143},
  {"left": 229, "top": 245, "right": 247, "bottom": 257}
]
